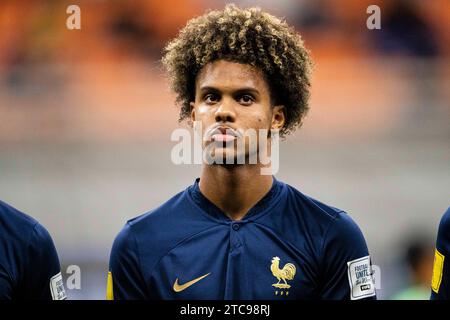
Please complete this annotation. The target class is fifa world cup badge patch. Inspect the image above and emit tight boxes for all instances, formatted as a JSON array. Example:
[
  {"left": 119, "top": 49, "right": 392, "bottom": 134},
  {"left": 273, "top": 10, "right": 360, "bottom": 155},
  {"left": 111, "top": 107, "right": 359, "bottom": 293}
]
[
  {"left": 347, "top": 255, "right": 376, "bottom": 300},
  {"left": 431, "top": 249, "right": 445, "bottom": 293},
  {"left": 50, "top": 272, "right": 67, "bottom": 300}
]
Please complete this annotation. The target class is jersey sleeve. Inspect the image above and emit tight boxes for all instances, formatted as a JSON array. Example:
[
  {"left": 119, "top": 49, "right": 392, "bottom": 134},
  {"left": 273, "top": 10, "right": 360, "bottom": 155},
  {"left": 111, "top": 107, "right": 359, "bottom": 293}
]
[
  {"left": 108, "top": 223, "right": 148, "bottom": 300},
  {"left": 319, "top": 212, "right": 377, "bottom": 300},
  {"left": 25, "top": 223, "right": 66, "bottom": 300},
  {"left": 0, "top": 267, "right": 14, "bottom": 299},
  {"left": 430, "top": 207, "right": 450, "bottom": 300}
]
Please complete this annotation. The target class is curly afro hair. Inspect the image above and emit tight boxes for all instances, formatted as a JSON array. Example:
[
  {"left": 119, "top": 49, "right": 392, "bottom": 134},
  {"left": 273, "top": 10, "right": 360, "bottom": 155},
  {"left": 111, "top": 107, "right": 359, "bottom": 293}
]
[{"left": 162, "top": 4, "right": 313, "bottom": 135}]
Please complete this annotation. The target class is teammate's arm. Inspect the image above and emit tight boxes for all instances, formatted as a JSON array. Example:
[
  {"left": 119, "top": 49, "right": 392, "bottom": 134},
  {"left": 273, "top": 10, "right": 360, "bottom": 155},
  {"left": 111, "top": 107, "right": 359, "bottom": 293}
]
[{"left": 430, "top": 207, "right": 450, "bottom": 300}]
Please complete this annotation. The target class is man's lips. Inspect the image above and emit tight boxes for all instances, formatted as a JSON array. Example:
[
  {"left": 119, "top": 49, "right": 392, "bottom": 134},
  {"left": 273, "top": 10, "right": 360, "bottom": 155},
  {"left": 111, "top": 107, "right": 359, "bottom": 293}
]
[
  {"left": 206, "top": 126, "right": 240, "bottom": 142},
  {"left": 212, "top": 133, "right": 236, "bottom": 142}
]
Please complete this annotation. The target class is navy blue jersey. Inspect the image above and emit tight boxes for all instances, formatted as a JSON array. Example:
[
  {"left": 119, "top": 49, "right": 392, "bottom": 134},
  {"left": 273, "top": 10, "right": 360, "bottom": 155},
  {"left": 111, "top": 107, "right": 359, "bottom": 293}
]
[
  {"left": 0, "top": 200, "right": 66, "bottom": 300},
  {"left": 431, "top": 207, "right": 450, "bottom": 300},
  {"left": 108, "top": 177, "right": 376, "bottom": 300}
]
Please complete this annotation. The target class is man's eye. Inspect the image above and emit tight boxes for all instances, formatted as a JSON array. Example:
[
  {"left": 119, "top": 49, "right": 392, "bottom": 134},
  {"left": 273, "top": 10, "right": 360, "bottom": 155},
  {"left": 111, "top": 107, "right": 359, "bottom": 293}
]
[
  {"left": 204, "top": 94, "right": 219, "bottom": 103},
  {"left": 239, "top": 94, "right": 254, "bottom": 105}
]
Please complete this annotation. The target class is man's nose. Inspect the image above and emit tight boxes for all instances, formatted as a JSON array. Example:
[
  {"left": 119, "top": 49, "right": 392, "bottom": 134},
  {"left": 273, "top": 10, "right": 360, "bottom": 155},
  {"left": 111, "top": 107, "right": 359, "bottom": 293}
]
[{"left": 214, "top": 97, "right": 236, "bottom": 123}]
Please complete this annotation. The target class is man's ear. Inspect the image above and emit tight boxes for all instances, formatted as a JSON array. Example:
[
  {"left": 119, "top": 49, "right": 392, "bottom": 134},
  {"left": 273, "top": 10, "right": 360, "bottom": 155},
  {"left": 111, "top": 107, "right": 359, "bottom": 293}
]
[
  {"left": 271, "top": 105, "right": 285, "bottom": 131},
  {"left": 189, "top": 102, "right": 196, "bottom": 124}
]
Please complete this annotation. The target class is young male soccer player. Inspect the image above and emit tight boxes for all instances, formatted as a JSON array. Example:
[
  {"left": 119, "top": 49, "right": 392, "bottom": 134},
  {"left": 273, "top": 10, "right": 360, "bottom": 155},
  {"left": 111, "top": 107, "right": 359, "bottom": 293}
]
[
  {"left": 431, "top": 207, "right": 450, "bottom": 300},
  {"left": 0, "top": 200, "right": 66, "bottom": 300},
  {"left": 107, "top": 4, "right": 376, "bottom": 300}
]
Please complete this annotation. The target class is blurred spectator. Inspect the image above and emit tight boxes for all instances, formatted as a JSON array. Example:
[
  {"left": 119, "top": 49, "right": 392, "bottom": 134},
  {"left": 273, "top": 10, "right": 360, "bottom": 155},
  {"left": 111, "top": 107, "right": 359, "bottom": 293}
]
[
  {"left": 372, "top": 0, "right": 439, "bottom": 57},
  {"left": 291, "top": 0, "right": 338, "bottom": 31},
  {"left": 391, "top": 239, "right": 434, "bottom": 300},
  {"left": 106, "top": 4, "right": 160, "bottom": 58}
]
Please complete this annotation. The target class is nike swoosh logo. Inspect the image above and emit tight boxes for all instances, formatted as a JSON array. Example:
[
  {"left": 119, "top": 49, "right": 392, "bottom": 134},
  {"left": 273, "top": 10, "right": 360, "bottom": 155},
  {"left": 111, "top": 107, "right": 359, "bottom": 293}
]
[{"left": 173, "top": 272, "right": 211, "bottom": 292}]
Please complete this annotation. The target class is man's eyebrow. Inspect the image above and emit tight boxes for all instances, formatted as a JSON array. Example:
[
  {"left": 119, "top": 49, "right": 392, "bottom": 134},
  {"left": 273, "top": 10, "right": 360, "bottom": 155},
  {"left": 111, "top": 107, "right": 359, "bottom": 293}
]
[
  {"left": 199, "top": 86, "right": 260, "bottom": 95},
  {"left": 199, "top": 86, "right": 221, "bottom": 93},
  {"left": 234, "top": 87, "right": 260, "bottom": 96}
]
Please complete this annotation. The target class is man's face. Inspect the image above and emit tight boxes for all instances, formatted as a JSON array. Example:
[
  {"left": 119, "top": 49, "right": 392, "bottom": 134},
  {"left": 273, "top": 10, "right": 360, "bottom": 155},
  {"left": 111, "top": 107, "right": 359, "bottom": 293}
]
[{"left": 190, "top": 59, "right": 284, "bottom": 164}]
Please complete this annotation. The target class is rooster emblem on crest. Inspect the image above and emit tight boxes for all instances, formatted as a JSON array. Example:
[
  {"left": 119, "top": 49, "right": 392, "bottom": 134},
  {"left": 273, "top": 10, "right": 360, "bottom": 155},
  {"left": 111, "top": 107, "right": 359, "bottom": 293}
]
[{"left": 270, "top": 256, "right": 296, "bottom": 289}]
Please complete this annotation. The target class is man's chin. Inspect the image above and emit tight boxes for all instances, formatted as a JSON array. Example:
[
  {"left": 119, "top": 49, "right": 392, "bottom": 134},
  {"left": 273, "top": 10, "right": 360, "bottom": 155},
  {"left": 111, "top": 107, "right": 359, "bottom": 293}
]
[{"left": 207, "top": 148, "right": 249, "bottom": 165}]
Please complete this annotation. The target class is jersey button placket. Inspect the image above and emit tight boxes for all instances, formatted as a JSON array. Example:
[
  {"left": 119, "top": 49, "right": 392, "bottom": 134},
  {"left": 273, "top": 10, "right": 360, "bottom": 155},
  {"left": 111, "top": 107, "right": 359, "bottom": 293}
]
[{"left": 229, "top": 223, "right": 243, "bottom": 251}]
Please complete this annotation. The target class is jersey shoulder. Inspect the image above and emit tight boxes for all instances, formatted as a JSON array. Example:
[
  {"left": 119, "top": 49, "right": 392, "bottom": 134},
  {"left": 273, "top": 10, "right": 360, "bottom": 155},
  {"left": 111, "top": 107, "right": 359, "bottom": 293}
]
[
  {"left": 436, "top": 207, "right": 450, "bottom": 250},
  {"left": 438, "top": 207, "right": 450, "bottom": 232},
  {"left": 281, "top": 183, "right": 368, "bottom": 248},
  {"left": 111, "top": 187, "right": 214, "bottom": 273},
  {"left": 0, "top": 200, "right": 39, "bottom": 229},
  {"left": 0, "top": 200, "right": 43, "bottom": 244},
  {"left": 126, "top": 187, "right": 202, "bottom": 235},
  {"left": 0, "top": 199, "right": 55, "bottom": 249},
  {"left": 283, "top": 182, "right": 356, "bottom": 227}
]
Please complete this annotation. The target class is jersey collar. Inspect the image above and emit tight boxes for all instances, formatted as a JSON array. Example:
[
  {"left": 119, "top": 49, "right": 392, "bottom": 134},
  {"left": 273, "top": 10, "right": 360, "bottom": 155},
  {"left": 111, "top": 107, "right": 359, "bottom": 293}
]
[{"left": 188, "top": 176, "right": 282, "bottom": 222}]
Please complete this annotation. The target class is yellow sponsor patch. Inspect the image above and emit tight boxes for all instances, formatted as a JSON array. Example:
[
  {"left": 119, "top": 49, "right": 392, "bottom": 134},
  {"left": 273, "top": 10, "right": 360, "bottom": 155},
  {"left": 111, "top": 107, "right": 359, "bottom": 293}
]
[
  {"left": 431, "top": 249, "right": 445, "bottom": 293},
  {"left": 106, "top": 271, "right": 114, "bottom": 300}
]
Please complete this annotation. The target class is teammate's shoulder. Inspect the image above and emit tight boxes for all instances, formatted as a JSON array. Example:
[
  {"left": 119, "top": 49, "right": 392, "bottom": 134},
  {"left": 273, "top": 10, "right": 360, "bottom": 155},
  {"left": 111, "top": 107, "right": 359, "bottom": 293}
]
[{"left": 439, "top": 207, "right": 450, "bottom": 230}]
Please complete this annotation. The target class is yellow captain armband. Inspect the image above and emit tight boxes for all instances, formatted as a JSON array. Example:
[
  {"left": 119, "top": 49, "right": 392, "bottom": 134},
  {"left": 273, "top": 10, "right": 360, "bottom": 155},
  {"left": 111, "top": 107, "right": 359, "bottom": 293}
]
[
  {"left": 431, "top": 249, "right": 445, "bottom": 293},
  {"left": 106, "top": 271, "right": 114, "bottom": 300}
]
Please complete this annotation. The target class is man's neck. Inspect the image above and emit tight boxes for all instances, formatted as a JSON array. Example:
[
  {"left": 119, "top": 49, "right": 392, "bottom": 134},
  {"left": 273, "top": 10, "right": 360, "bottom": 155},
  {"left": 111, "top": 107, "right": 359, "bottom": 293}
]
[{"left": 198, "top": 164, "right": 273, "bottom": 221}]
